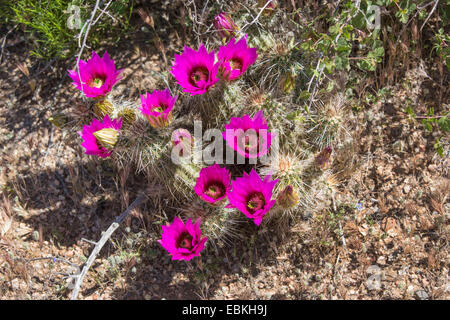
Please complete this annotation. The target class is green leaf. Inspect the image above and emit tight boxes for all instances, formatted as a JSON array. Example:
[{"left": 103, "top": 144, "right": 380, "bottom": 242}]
[
  {"left": 434, "top": 138, "right": 444, "bottom": 157},
  {"left": 298, "top": 90, "right": 311, "bottom": 100},
  {"left": 437, "top": 116, "right": 450, "bottom": 132},
  {"left": 421, "top": 119, "right": 433, "bottom": 132},
  {"left": 286, "top": 110, "right": 305, "bottom": 122}
]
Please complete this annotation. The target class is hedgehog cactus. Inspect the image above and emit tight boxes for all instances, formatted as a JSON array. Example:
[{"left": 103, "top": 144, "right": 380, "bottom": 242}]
[{"left": 60, "top": 4, "right": 353, "bottom": 258}]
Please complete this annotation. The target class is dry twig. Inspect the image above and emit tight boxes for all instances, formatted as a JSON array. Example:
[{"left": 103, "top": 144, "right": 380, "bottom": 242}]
[{"left": 70, "top": 193, "right": 148, "bottom": 300}]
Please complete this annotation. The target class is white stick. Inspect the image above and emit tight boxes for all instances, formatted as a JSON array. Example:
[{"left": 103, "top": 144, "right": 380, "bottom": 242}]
[{"left": 70, "top": 193, "right": 147, "bottom": 300}]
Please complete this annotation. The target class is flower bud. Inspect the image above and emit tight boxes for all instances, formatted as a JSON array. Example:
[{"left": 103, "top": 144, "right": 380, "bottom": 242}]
[
  {"left": 117, "top": 108, "right": 136, "bottom": 126},
  {"left": 315, "top": 146, "right": 333, "bottom": 170},
  {"left": 93, "top": 128, "right": 119, "bottom": 150},
  {"left": 280, "top": 73, "right": 295, "bottom": 93},
  {"left": 213, "top": 12, "right": 239, "bottom": 41},
  {"left": 93, "top": 99, "right": 113, "bottom": 118},
  {"left": 49, "top": 113, "right": 68, "bottom": 127},
  {"left": 276, "top": 185, "right": 299, "bottom": 209}
]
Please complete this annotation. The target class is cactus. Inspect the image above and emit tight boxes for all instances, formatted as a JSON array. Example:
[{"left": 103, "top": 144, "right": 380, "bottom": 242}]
[{"left": 62, "top": 2, "right": 357, "bottom": 262}]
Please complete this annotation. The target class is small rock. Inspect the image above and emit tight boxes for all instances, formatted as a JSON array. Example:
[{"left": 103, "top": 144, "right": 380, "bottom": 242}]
[
  {"left": 415, "top": 290, "right": 429, "bottom": 300},
  {"left": 32, "top": 231, "right": 40, "bottom": 241},
  {"left": 11, "top": 278, "right": 20, "bottom": 291},
  {"left": 377, "top": 256, "right": 386, "bottom": 265},
  {"left": 403, "top": 185, "right": 411, "bottom": 194},
  {"left": 264, "top": 291, "right": 274, "bottom": 299}
]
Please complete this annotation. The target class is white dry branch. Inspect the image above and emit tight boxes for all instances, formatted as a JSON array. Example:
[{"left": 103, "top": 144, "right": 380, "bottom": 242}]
[
  {"left": 70, "top": 193, "right": 148, "bottom": 300},
  {"left": 74, "top": 0, "right": 115, "bottom": 94},
  {"left": 331, "top": 192, "right": 346, "bottom": 249},
  {"left": 240, "top": 0, "right": 272, "bottom": 33}
]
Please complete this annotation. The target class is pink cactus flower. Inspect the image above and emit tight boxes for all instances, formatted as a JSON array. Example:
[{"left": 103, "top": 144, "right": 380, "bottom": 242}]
[
  {"left": 194, "top": 164, "right": 231, "bottom": 204},
  {"left": 213, "top": 12, "right": 239, "bottom": 41},
  {"left": 172, "top": 128, "right": 193, "bottom": 157},
  {"left": 140, "top": 89, "right": 177, "bottom": 128},
  {"left": 223, "top": 110, "right": 273, "bottom": 158},
  {"left": 68, "top": 51, "right": 122, "bottom": 98},
  {"left": 170, "top": 44, "right": 220, "bottom": 96},
  {"left": 158, "top": 217, "right": 208, "bottom": 261},
  {"left": 226, "top": 169, "right": 278, "bottom": 226},
  {"left": 78, "top": 114, "right": 122, "bottom": 158},
  {"left": 217, "top": 36, "right": 257, "bottom": 81}
]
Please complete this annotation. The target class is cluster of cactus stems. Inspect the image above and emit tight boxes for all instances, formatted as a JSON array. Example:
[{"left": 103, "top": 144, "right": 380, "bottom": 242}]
[{"left": 58, "top": 2, "right": 352, "bottom": 262}]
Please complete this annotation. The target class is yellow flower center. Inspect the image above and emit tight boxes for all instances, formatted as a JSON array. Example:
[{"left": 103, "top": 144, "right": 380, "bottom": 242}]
[{"left": 90, "top": 77, "right": 104, "bottom": 88}]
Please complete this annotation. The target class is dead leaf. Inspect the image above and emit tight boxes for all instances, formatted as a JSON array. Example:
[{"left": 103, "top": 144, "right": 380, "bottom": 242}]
[
  {"left": 382, "top": 217, "right": 402, "bottom": 237},
  {"left": 28, "top": 79, "right": 36, "bottom": 92},
  {"left": 137, "top": 8, "right": 155, "bottom": 29},
  {"left": 17, "top": 62, "right": 30, "bottom": 77}
]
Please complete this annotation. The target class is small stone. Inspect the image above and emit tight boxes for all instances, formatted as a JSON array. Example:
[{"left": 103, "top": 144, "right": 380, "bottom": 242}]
[
  {"left": 403, "top": 185, "right": 411, "bottom": 194},
  {"left": 11, "top": 278, "right": 20, "bottom": 291},
  {"left": 32, "top": 231, "right": 40, "bottom": 241},
  {"left": 264, "top": 291, "right": 274, "bottom": 299},
  {"left": 415, "top": 290, "right": 429, "bottom": 300},
  {"left": 376, "top": 256, "right": 386, "bottom": 265}
]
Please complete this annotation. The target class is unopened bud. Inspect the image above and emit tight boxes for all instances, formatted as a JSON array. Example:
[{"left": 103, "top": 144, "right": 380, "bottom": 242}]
[
  {"left": 315, "top": 146, "right": 333, "bottom": 170},
  {"left": 93, "top": 99, "right": 113, "bottom": 118},
  {"left": 49, "top": 113, "right": 68, "bottom": 127},
  {"left": 117, "top": 108, "right": 136, "bottom": 126},
  {"left": 276, "top": 185, "right": 299, "bottom": 209},
  {"left": 280, "top": 73, "right": 295, "bottom": 93},
  {"left": 213, "top": 12, "right": 239, "bottom": 42},
  {"left": 93, "top": 128, "right": 119, "bottom": 150}
]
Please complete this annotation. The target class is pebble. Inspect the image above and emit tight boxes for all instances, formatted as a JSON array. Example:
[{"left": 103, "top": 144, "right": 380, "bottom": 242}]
[
  {"left": 264, "top": 291, "right": 274, "bottom": 299},
  {"left": 32, "top": 231, "right": 40, "bottom": 241},
  {"left": 377, "top": 256, "right": 386, "bottom": 265},
  {"left": 403, "top": 185, "right": 411, "bottom": 194},
  {"left": 415, "top": 290, "right": 429, "bottom": 300}
]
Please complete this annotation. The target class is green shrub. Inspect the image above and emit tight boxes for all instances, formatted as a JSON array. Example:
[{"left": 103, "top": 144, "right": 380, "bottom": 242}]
[{"left": 0, "top": 0, "right": 133, "bottom": 59}]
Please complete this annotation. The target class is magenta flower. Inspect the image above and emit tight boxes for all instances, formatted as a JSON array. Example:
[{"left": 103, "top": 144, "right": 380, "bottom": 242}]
[
  {"left": 158, "top": 217, "right": 208, "bottom": 261},
  {"left": 226, "top": 169, "right": 278, "bottom": 226},
  {"left": 213, "top": 12, "right": 239, "bottom": 41},
  {"left": 170, "top": 44, "right": 220, "bottom": 96},
  {"left": 68, "top": 51, "right": 122, "bottom": 98},
  {"left": 140, "top": 89, "right": 177, "bottom": 128},
  {"left": 223, "top": 110, "right": 273, "bottom": 158},
  {"left": 217, "top": 36, "right": 257, "bottom": 81},
  {"left": 194, "top": 164, "right": 231, "bottom": 204},
  {"left": 172, "top": 128, "right": 193, "bottom": 157},
  {"left": 78, "top": 114, "right": 122, "bottom": 158}
]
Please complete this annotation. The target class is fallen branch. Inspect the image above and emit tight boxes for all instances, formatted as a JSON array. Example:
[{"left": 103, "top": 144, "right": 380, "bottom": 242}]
[
  {"left": 331, "top": 192, "right": 346, "bottom": 249},
  {"left": 70, "top": 192, "right": 148, "bottom": 300}
]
